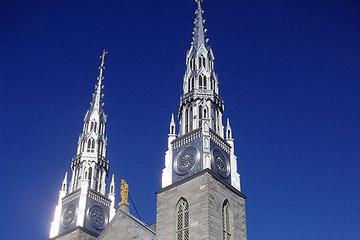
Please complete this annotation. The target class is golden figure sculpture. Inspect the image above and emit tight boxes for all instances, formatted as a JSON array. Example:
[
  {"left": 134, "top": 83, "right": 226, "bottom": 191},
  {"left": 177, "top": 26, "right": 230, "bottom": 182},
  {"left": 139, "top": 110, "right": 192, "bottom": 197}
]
[{"left": 120, "top": 179, "right": 129, "bottom": 205}]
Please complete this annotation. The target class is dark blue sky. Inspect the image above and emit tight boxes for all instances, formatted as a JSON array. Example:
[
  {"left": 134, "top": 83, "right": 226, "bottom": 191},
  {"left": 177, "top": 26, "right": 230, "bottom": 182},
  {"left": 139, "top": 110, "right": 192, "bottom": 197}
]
[{"left": 1, "top": 0, "right": 359, "bottom": 239}]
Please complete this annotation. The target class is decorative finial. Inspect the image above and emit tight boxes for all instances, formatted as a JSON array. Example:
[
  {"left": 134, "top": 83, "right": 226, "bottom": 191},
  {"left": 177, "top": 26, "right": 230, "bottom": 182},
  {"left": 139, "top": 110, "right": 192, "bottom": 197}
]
[{"left": 120, "top": 179, "right": 129, "bottom": 205}]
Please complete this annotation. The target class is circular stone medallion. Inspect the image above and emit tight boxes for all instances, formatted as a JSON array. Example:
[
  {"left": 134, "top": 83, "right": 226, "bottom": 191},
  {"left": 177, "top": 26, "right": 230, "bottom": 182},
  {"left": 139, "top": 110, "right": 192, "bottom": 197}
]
[
  {"left": 87, "top": 205, "right": 107, "bottom": 230},
  {"left": 213, "top": 148, "right": 230, "bottom": 178},
  {"left": 62, "top": 204, "right": 76, "bottom": 227},
  {"left": 174, "top": 146, "right": 199, "bottom": 175}
]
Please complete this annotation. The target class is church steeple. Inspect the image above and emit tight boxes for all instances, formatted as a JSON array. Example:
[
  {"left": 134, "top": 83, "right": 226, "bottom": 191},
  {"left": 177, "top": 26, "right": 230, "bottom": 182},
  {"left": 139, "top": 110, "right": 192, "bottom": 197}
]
[
  {"left": 162, "top": 0, "right": 241, "bottom": 191},
  {"left": 50, "top": 50, "right": 115, "bottom": 239}
]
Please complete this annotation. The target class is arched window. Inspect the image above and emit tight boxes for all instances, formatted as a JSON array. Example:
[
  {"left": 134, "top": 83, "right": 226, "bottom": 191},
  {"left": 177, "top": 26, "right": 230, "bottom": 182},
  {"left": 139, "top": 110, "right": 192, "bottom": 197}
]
[
  {"left": 190, "top": 57, "right": 195, "bottom": 70},
  {"left": 176, "top": 198, "right": 189, "bottom": 240},
  {"left": 203, "top": 76, "right": 207, "bottom": 89},
  {"left": 98, "top": 171, "right": 103, "bottom": 192},
  {"left": 199, "top": 55, "right": 206, "bottom": 69},
  {"left": 87, "top": 139, "right": 91, "bottom": 152},
  {"left": 222, "top": 200, "right": 232, "bottom": 240},
  {"left": 90, "top": 122, "right": 94, "bottom": 131},
  {"left": 91, "top": 139, "right": 95, "bottom": 152},
  {"left": 88, "top": 167, "right": 92, "bottom": 181},
  {"left": 94, "top": 122, "right": 97, "bottom": 133},
  {"left": 199, "top": 75, "right": 203, "bottom": 89}
]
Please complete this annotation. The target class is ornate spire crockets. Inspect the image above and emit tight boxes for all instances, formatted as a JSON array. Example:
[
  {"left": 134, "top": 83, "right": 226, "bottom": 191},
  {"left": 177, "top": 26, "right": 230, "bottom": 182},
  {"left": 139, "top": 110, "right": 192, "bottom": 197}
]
[
  {"left": 192, "top": 0, "right": 208, "bottom": 50},
  {"left": 162, "top": 1, "right": 241, "bottom": 191},
  {"left": 90, "top": 49, "right": 107, "bottom": 113},
  {"left": 50, "top": 50, "right": 115, "bottom": 239}
]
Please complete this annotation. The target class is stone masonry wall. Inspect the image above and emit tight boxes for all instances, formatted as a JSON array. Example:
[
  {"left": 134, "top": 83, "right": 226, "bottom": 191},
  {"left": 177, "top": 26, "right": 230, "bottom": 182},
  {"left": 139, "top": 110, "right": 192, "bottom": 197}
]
[{"left": 155, "top": 171, "right": 247, "bottom": 240}]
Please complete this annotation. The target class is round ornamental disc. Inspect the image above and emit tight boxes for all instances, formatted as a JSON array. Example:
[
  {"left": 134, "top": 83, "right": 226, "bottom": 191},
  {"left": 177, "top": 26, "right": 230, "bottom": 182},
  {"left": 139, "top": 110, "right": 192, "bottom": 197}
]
[
  {"left": 174, "top": 146, "right": 199, "bottom": 175},
  {"left": 87, "top": 205, "right": 107, "bottom": 230},
  {"left": 62, "top": 204, "right": 76, "bottom": 227},
  {"left": 213, "top": 148, "right": 230, "bottom": 178}
]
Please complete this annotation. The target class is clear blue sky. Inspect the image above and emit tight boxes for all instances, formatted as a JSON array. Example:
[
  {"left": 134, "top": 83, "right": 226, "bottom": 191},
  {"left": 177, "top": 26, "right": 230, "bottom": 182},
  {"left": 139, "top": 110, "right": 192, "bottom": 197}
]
[{"left": 0, "top": 0, "right": 359, "bottom": 239}]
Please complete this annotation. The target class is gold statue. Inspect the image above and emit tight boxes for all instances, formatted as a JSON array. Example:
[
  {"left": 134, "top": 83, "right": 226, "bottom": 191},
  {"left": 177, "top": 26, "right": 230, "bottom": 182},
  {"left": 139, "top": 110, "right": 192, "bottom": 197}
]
[{"left": 120, "top": 179, "right": 129, "bottom": 205}]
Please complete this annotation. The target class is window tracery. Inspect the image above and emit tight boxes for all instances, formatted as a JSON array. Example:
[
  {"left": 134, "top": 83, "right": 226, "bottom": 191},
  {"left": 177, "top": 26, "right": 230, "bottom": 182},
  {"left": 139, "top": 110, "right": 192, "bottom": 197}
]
[
  {"left": 176, "top": 198, "right": 189, "bottom": 240},
  {"left": 222, "top": 200, "right": 232, "bottom": 240}
]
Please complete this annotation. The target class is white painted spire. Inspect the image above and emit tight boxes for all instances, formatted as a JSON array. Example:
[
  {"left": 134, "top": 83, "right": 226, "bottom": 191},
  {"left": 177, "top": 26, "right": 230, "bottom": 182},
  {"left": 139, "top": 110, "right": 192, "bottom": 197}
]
[
  {"left": 226, "top": 118, "right": 233, "bottom": 140},
  {"left": 49, "top": 172, "right": 69, "bottom": 238},
  {"left": 192, "top": 0, "right": 208, "bottom": 50},
  {"left": 109, "top": 174, "right": 115, "bottom": 195},
  {"left": 108, "top": 174, "right": 116, "bottom": 220},
  {"left": 50, "top": 50, "right": 114, "bottom": 238},
  {"left": 61, "top": 172, "right": 68, "bottom": 192},
  {"left": 169, "top": 113, "right": 176, "bottom": 135},
  {"left": 162, "top": 1, "right": 241, "bottom": 191}
]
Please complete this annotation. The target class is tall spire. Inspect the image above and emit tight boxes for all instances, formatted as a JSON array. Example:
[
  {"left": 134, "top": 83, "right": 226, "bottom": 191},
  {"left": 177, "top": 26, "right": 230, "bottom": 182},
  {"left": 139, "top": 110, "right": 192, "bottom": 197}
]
[
  {"left": 91, "top": 49, "right": 108, "bottom": 112},
  {"left": 50, "top": 50, "right": 114, "bottom": 239},
  {"left": 192, "top": 0, "right": 208, "bottom": 50}
]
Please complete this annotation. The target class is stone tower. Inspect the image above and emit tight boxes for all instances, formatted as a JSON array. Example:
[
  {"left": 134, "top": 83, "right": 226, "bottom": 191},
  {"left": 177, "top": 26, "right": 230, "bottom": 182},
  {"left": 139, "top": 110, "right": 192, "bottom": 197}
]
[
  {"left": 49, "top": 50, "right": 116, "bottom": 240},
  {"left": 157, "top": 1, "right": 247, "bottom": 239}
]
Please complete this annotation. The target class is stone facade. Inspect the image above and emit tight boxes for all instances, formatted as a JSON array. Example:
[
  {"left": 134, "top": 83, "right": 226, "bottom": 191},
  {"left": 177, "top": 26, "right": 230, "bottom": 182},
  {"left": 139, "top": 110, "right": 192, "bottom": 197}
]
[
  {"left": 156, "top": 170, "right": 247, "bottom": 240},
  {"left": 98, "top": 209, "right": 155, "bottom": 240}
]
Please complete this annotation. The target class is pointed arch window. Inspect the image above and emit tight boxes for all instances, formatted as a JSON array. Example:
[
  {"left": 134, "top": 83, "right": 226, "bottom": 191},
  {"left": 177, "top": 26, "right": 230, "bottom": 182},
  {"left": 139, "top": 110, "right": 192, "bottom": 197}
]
[
  {"left": 203, "top": 76, "right": 207, "bottom": 89},
  {"left": 190, "top": 57, "right": 195, "bottom": 70},
  {"left": 94, "top": 122, "right": 97, "bottom": 133},
  {"left": 91, "top": 139, "right": 95, "bottom": 153},
  {"left": 176, "top": 198, "right": 189, "bottom": 240},
  {"left": 199, "top": 75, "right": 203, "bottom": 89},
  {"left": 222, "top": 200, "right": 232, "bottom": 240},
  {"left": 199, "top": 55, "right": 206, "bottom": 69},
  {"left": 88, "top": 167, "right": 93, "bottom": 186},
  {"left": 87, "top": 139, "right": 91, "bottom": 152}
]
